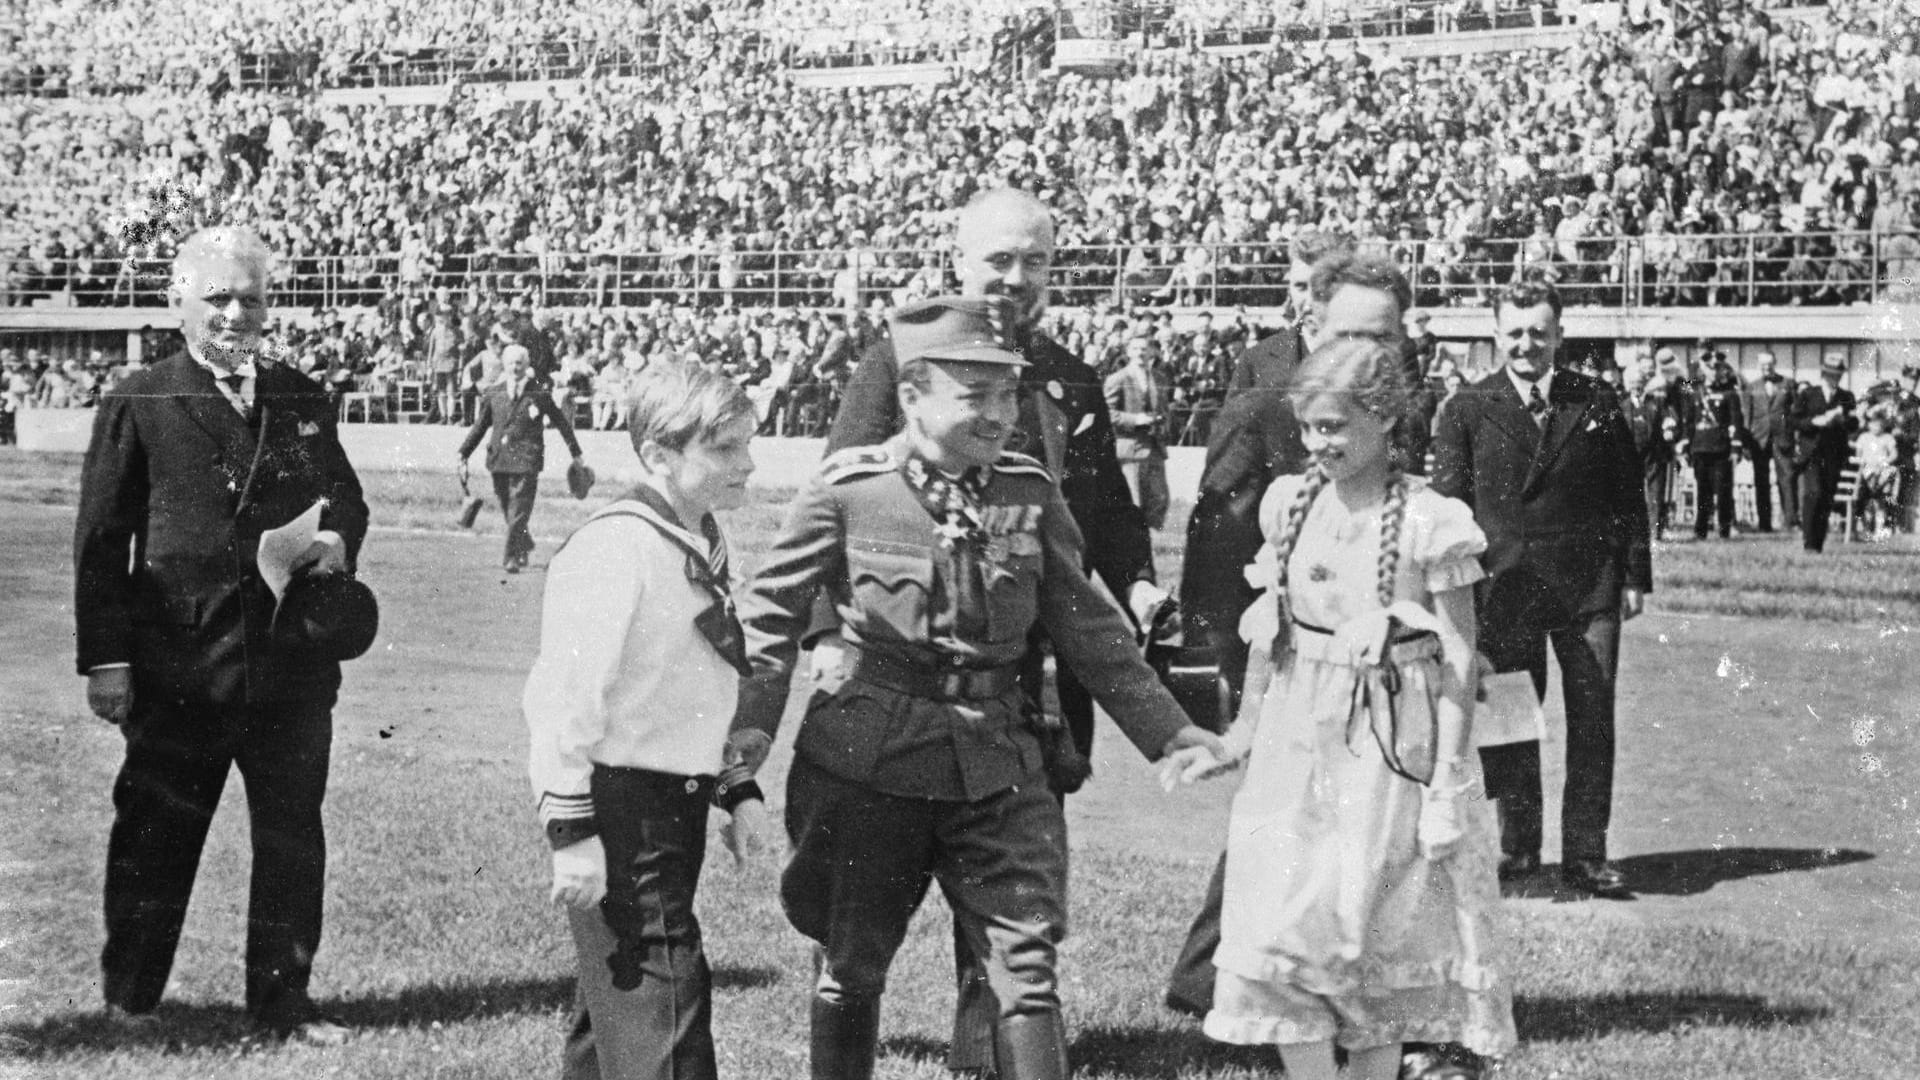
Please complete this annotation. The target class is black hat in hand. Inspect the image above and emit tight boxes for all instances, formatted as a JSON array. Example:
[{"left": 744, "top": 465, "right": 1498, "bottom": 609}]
[{"left": 273, "top": 573, "right": 380, "bottom": 662}]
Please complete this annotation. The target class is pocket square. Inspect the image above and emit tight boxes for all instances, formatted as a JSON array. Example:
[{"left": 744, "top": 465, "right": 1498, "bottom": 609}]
[
  {"left": 298, "top": 421, "right": 321, "bottom": 437},
  {"left": 1073, "top": 414, "right": 1094, "bottom": 436},
  {"left": 1585, "top": 419, "right": 1600, "bottom": 432}
]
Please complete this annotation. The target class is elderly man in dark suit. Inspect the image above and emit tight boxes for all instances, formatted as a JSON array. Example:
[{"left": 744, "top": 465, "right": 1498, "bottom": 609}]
[
  {"left": 824, "top": 188, "right": 1168, "bottom": 1077},
  {"left": 1790, "top": 353, "right": 1860, "bottom": 553},
  {"left": 74, "top": 227, "right": 369, "bottom": 1041},
  {"left": 1432, "top": 279, "right": 1652, "bottom": 899},
  {"left": 457, "top": 341, "right": 584, "bottom": 573}
]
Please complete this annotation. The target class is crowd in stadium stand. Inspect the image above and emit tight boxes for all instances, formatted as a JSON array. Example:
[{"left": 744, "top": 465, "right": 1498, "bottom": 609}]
[{"left": 5, "top": 0, "right": 1918, "bottom": 318}]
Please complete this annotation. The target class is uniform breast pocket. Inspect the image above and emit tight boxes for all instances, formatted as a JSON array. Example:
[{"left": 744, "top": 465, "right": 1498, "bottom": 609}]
[
  {"left": 846, "top": 538, "right": 935, "bottom": 643},
  {"left": 984, "top": 548, "right": 1043, "bottom": 645}
]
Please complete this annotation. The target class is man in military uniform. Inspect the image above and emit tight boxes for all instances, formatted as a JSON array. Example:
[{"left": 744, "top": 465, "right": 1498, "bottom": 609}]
[
  {"left": 827, "top": 188, "right": 1169, "bottom": 1075},
  {"left": 828, "top": 187, "right": 1169, "bottom": 757},
  {"left": 727, "top": 297, "right": 1224, "bottom": 1080}
]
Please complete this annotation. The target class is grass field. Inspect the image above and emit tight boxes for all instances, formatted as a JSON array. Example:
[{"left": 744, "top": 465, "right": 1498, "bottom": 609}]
[{"left": 2, "top": 446, "right": 1917, "bottom": 1079}]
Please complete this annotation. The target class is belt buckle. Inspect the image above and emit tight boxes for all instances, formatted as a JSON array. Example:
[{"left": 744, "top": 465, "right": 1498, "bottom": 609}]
[{"left": 938, "top": 671, "right": 968, "bottom": 699}]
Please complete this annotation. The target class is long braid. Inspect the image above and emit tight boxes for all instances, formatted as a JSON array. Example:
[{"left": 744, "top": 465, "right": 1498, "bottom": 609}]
[
  {"left": 1376, "top": 468, "right": 1407, "bottom": 609},
  {"left": 1268, "top": 464, "right": 1329, "bottom": 655}
]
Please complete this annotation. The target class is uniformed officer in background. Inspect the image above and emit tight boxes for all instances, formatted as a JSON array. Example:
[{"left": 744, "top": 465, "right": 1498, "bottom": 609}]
[{"left": 726, "top": 297, "right": 1225, "bottom": 1080}]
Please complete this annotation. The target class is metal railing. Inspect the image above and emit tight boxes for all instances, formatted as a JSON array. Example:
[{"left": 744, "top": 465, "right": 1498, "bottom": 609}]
[
  {"left": 1, "top": 0, "right": 1574, "bottom": 96},
  {"left": 4, "top": 230, "right": 1908, "bottom": 313}
]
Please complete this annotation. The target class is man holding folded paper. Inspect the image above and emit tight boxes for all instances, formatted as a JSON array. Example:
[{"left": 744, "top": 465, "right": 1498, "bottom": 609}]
[{"left": 72, "top": 227, "right": 370, "bottom": 1043}]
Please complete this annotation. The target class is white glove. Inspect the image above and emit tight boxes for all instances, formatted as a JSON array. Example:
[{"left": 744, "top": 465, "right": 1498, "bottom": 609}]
[
  {"left": 809, "top": 632, "right": 849, "bottom": 694},
  {"left": 550, "top": 836, "right": 607, "bottom": 910},
  {"left": 1418, "top": 788, "right": 1465, "bottom": 862},
  {"left": 1127, "top": 581, "right": 1177, "bottom": 645}
]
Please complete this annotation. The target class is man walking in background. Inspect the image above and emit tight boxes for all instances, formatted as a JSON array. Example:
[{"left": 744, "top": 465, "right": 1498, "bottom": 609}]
[
  {"left": 1432, "top": 278, "right": 1651, "bottom": 899},
  {"left": 457, "top": 341, "right": 586, "bottom": 573},
  {"left": 1790, "top": 353, "right": 1859, "bottom": 553},
  {"left": 1104, "top": 335, "right": 1171, "bottom": 531}
]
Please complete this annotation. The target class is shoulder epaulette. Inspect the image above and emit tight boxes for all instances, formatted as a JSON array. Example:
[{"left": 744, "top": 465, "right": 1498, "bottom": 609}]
[
  {"left": 818, "top": 445, "right": 896, "bottom": 485},
  {"left": 992, "top": 451, "right": 1053, "bottom": 480}
]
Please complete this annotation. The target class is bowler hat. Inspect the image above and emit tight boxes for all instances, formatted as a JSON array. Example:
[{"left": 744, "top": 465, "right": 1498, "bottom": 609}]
[
  {"left": 889, "top": 296, "right": 1026, "bottom": 369},
  {"left": 1146, "top": 642, "right": 1234, "bottom": 735},
  {"left": 567, "top": 458, "right": 596, "bottom": 500},
  {"left": 273, "top": 573, "right": 379, "bottom": 662}
]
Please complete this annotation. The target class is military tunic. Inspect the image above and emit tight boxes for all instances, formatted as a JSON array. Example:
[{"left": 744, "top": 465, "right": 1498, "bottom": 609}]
[{"left": 733, "top": 434, "right": 1190, "bottom": 1012}]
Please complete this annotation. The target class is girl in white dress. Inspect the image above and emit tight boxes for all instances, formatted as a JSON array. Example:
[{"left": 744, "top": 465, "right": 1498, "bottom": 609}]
[{"left": 1166, "top": 338, "right": 1517, "bottom": 1079}]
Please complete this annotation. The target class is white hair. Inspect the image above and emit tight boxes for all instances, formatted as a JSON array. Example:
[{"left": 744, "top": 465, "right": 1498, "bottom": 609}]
[{"left": 171, "top": 227, "right": 275, "bottom": 290}]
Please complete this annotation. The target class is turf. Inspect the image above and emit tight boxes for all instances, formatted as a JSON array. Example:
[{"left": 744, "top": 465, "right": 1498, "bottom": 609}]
[{"left": 2, "top": 447, "right": 1916, "bottom": 1079}]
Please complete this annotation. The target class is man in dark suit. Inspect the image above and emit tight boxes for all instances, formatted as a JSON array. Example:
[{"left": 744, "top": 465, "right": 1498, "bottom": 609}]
[
  {"left": 73, "top": 227, "right": 369, "bottom": 1041},
  {"left": 1176, "top": 230, "right": 1350, "bottom": 715},
  {"left": 1790, "top": 353, "right": 1860, "bottom": 553},
  {"left": 1431, "top": 279, "right": 1652, "bottom": 899},
  {"left": 824, "top": 188, "right": 1166, "bottom": 1076},
  {"left": 456, "top": 341, "right": 584, "bottom": 573},
  {"left": 1741, "top": 352, "right": 1796, "bottom": 533}
]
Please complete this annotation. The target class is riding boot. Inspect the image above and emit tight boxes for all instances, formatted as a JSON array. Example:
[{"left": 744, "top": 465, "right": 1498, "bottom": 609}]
[
  {"left": 811, "top": 994, "right": 881, "bottom": 1080},
  {"left": 992, "top": 1012, "right": 1069, "bottom": 1080}
]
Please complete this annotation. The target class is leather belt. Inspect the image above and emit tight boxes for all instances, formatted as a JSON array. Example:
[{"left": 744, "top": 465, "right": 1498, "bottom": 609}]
[{"left": 845, "top": 646, "right": 1020, "bottom": 702}]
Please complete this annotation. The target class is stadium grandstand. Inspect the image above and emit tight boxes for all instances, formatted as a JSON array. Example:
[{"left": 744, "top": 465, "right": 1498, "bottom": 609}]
[{"left": 3, "top": 0, "right": 1918, "bottom": 426}]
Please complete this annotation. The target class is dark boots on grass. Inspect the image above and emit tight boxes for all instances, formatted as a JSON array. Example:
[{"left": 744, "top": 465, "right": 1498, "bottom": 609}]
[{"left": 810, "top": 996, "right": 1068, "bottom": 1080}]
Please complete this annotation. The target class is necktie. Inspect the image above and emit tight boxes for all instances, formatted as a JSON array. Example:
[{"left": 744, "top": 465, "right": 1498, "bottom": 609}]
[
  {"left": 219, "top": 373, "right": 251, "bottom": 420},
  {"left": 1528, "top": 382, "right": 1549, "bottom": 428}
]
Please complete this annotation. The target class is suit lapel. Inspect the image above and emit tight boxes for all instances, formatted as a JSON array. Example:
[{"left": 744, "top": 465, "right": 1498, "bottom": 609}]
[
  {"left": 1524, "top": 375, "right": 1596, "bottom": 495},
  {"left": 163, "top": 356, "right": 259, "bottom": 484},
  {"left": 1474, "top": 374, "right": 1539, "bottom": 455}
]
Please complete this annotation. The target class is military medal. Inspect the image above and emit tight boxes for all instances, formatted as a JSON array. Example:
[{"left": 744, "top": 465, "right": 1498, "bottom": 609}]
[
  {"left": 981, "top": 535, "right": 1014, "bottom": 585},
  {"left": 985, "top": 535, "right": 1010, "bottom": 565}
]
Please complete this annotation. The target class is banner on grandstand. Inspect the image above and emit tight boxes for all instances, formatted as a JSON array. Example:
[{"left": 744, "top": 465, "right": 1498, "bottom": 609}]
[{"left": 1053, "top": 37, "right": 1127, "bottom": 74}]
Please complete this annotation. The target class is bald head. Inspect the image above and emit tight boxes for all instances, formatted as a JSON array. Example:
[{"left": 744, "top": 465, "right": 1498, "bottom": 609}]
[{"left": 954, "top": 188, "right": 1055, "bottom": 330}]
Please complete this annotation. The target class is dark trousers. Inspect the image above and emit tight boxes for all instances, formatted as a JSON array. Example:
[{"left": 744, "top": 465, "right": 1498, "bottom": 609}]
[
  {"left": 493, "top": 470, "right": 539, "bottom": 562},
  {"left": 1691, "top": 452, "right": 1735, "bottom": 537},
  {"left": 102, "top": 697, "right": 332, "bottom": 1019},
  {"left": 1800, "top": 458, "right": 1843, "bottom": 551},
  {"left": 782, "top": 758, "right": 1066, "bottom": 1018},
  {"left": 1163, "top": 851, "right": 1226, "bottom": 1014},
  {"left": 1643, "top": 459, "right": 1670, "bottom": 538},
  {"left": 563, "top": 766, "right": 716, "bottom": 1080},
  {"left": 947, "top": 643, "right": 1095, "bottom": 1069},
  {"left": 1477, "top": 610, "right": 1621, "bottom": 863}
]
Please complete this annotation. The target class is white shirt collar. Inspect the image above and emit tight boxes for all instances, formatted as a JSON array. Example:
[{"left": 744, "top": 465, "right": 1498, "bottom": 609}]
[
  {"left": 191, "top": 351, "right": 257, "bottom": 381},
  {"left": 1505, "top": 364, "right": 1553, "bottom": 405}
]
